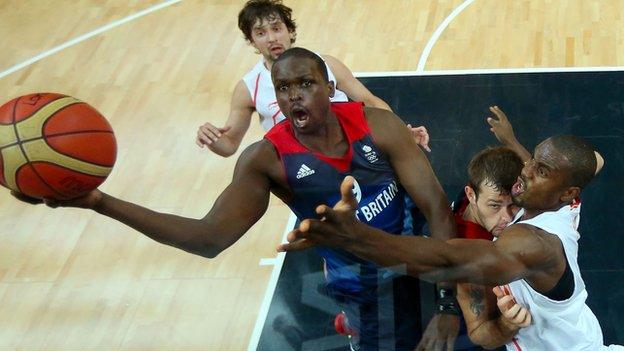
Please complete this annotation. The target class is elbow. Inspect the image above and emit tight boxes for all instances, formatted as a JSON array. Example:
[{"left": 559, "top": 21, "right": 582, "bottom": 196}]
[
  {"left": 213, "top": 148, "right": 236, "bottom": 158},
  {"left": 198, "top": 243, "right": 225, "bottom": 258},
  {"left": 468, "top": 329, "right": 507, "bottom": 350}
]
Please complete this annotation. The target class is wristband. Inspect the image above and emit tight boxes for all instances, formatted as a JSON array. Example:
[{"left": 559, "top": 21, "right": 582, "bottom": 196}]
[{"left": 435, "top": 287, "right": 460, "bottom": 316}]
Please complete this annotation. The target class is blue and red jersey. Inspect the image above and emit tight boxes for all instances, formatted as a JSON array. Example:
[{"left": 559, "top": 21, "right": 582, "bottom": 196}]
[{"left": 265, "top": 102, "right": 407, "bottom": 295}]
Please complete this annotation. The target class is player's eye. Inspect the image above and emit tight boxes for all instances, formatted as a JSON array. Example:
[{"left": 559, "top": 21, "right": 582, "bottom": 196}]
[
  {"left": 278, "top": 84, "right": 288, "bottom": 91},
  {"left": 302, "top": 80, "right": 312, "bottom": 87}
]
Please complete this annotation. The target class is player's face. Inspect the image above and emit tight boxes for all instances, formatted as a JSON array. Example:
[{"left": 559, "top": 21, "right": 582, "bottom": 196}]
[
  {"left": 250, "top": 15, "right": 295, "bottom": 62},
  {"left": 511, "top": 140, "right": 570, "bottom": 211},
  {"left": 469, "top": 183, "right": 519, "bottom": 237},
  {"left": 272, "top": 57, "right": 335, "bottom": 135}
]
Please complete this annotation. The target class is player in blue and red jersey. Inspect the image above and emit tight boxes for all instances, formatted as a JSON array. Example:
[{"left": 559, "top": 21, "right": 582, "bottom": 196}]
[{"left": 12, "top": 47, "right": 456, "bottom": 351}]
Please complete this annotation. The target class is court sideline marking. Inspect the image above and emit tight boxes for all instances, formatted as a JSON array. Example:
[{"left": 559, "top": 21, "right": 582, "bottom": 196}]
[
  {"left": 248, "top": 212, "right": 297, "bottom": 351},
  {"left": 0, "top": 0, "right": 182, "bottom": 80},
  {"left": 417, "top": 0, "right": 476, "bottom": 72}
]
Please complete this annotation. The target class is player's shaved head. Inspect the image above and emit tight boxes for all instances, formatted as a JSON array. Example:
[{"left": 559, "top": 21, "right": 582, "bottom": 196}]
[{"left": 547, "top": 135, "right": 597, "bottom": 190}]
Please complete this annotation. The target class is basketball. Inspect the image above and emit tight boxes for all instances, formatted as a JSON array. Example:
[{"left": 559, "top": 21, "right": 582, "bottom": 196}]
[{"left": 0, "top": 93, "right": 116, "bottom": 200}]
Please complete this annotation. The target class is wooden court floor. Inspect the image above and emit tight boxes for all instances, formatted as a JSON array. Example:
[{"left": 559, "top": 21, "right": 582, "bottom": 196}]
[{"left": 1, "top": 1, "right": 623, "bottom": 350}]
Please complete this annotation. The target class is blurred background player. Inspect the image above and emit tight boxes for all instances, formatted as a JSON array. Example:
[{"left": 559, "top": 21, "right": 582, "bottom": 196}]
[{"left": 195, "top": 0, "right": 430, "bottom": 157}]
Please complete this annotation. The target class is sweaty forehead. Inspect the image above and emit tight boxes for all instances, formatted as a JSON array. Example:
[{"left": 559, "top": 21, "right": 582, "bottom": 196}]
[
  {"left": 273, "top": 57, "right": 319, "bottom": 80},
  {"left": 535, "top": 140, "right": 570, "bottom": 170}
]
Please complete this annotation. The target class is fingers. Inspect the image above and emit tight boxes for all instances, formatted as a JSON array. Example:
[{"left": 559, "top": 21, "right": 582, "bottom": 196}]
[
  {"left": 489, "top": 105, "right": 508, "bottom": 122},
  {"left": 518, "top": 307, "right": 532, "bottom": 327},
  {"left": 43, "top": 198, "right": 60, "bottom": 208},
  {"left": 339, "top": 176, "right": 359, "bottom": 208},
  {"left": 286, "top": 227, "right": 306, "bottom": 242},
  {"left": 492, "top": 285, "right": 505, "bottom": 298},
  {"left": 10, "top": 190, "right": 43, "bottom": 205},
  {"left": 497, "top": 295, "right": 516, "bottom": 311},
  {"left": 412, "top": 126, "right": 431, "bottom": 152},
  {"left": 486, "top": 117, "right": 498, "bottom": 128},
  {"left": 197, "top": 123, "right": 225, "bottom": 146},
  {"left": 277, "top": 238, "right": 315, "bottom": 252}
]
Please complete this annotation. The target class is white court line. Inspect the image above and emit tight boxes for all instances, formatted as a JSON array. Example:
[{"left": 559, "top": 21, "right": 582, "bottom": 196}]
[
  {"left": 248, "top": 212, "right": 298, "bottom": 351},
  {"left": 0, "top": 0, "right": 182, "bottom": 80},
  {"left": 355, "top": 66, "right": 624, "bottom": 78},
  {"left": 417, "top": 0, "right": 476, "bottom": 72}
]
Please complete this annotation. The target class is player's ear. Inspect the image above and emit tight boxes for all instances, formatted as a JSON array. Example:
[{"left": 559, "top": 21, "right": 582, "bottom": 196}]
[
  {"left": 560, "top": 186, "right": 580, "bottom": 204},
  {"left": 328, "top": 80, "right": 335, "bottom": 98},
  {"left": 465, "top": 185, "right": 477, "bottom": 204}
]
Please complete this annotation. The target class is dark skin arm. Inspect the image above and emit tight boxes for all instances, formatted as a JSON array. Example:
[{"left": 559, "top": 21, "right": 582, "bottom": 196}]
[
  {"left": 280, "top": 176, "right": 566, "bottom": 290},
  {"left": 14, "top": 140, "right": 285, "bottom": 258},
  {"left": 366, "top": 107, "right": 459, "bottom": 350},
  {"left": 364, "top": 107, "right": 456, "bottom": 242}
]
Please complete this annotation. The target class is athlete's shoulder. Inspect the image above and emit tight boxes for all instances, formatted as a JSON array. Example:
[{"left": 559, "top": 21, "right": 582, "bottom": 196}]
[
  {"left": 237, "top": 139, "right": 280, "bottom": 171},
  {"left": 496, "top": 223, "right": 561, "bottom": 264}
]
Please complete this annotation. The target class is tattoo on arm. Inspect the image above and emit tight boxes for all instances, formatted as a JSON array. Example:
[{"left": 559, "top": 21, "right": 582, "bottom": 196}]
[{"left": 469, "top": 286, "right": 485, "bottom": 316}]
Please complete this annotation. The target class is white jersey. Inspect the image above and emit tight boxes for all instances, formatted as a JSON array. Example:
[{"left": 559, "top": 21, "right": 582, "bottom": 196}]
[
  {"left": 503, "top": 203, "right": 622, "bottom": 351},
  {"left": 241, "top": 55, "right": 349, "bottom": 131}
]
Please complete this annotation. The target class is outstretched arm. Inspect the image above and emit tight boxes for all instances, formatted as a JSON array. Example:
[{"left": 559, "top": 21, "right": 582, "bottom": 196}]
[
  {"left": 17, "top": 141, "right": 276, "bottom": 258},
  {"left": 197, "top": 80, "right": 255, "bottom": 157},
  {"left": 279, "top": 176, "right": 560, "bottom": 286}
]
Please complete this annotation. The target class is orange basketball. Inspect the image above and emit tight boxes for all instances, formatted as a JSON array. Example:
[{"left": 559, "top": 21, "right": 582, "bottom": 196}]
[{"left": 0, "top": 93, "right": 117, "bottom": 200}]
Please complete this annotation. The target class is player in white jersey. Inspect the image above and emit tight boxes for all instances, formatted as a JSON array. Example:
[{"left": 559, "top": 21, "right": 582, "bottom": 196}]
[
  {"left": 279, "top": 135, "right": 623, "bottom": 350},
  {"left": 195, "top": 0, "right": 430, "bottom": 157}
]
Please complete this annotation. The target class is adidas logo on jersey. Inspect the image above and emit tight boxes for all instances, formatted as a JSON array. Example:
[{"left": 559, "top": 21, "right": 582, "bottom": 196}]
[{"left": 296, "top": 164, "right": 316, "bottom": 179}]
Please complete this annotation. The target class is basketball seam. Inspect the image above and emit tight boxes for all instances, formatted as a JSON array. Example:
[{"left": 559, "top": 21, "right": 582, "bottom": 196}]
[
  {"left": 12, "top": 95, "right": 65, "bottom": 198},
  {"left": 40, "top": 101, "right": 95, "bottom": 136},
  {"left": 27, "top": 161, "right": 107, "bottom": 182},
  {"left": 12, "top": 94, "right": 68, "bottom": 124},
  {"left": 42, "top": 131, "right": 116, "bottom": 167},
  {"left": 0, "top": 130, "right": 115, "bottom": 152}
]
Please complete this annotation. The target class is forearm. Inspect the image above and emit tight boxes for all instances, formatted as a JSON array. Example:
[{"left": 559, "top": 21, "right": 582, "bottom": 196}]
[
  {"left": 344, "top": 224, "right": 515, "bottom": 284},
  {"left": 365, "top": 96, "right": 392, "bottom": 112},
  {"left": 469, "top": 315, "right": 519, "bottom": 349},
  {"left": 94, "top": 193, "right": 223, "bottom": 258},
  {"left": 207, "top": 134, "right": 239, "bottom": 157},
  {"left": 501, "top": 137, "right": 531, "bottom": 162},
  {"left": 425, "top": 203, "right": 457, "bottom": 241},
  {"left": 346, "top": 222, "right": 454, "bottom": 279}
]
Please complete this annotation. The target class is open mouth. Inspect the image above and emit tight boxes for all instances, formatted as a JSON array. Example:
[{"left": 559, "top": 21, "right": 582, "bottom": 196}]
[
  {"left": 511, "top": 176, "right": 526, "bottom": 197},
  {"left": 291, "top": 106, "right": 310, "bottom": 128},
  {"left": 270, "top": 46, "right": 284, "bottom": 55}
]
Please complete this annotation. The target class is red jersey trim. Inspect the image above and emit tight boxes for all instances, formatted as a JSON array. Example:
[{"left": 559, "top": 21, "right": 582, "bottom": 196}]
[
  {"left": 252, "top": 73, "right": 261, "bottom": 105},
  {"left": 264, "top": 102, "right": 368, "bottom": 173},
  {"left": 455, "top": 197, "right": 494, "bottom": 241}
]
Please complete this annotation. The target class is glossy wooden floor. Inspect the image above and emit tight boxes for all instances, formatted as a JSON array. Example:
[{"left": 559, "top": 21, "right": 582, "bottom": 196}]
[{"left": 1, "top": 1, "right": 623, "bottom": 350}]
